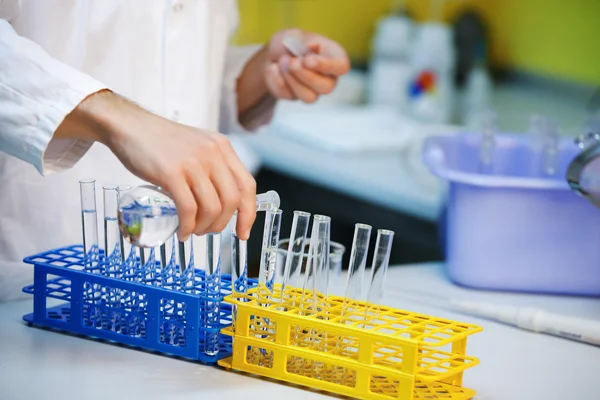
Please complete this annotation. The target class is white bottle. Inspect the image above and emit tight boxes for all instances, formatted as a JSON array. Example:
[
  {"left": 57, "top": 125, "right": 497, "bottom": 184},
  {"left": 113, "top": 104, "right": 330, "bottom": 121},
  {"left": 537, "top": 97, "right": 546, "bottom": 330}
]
[
  {"left": 406, "top": 22, "right": 456, "bottom": 124},
  {"left": 367, "top": 14, "right": 414, "bottom": 110}
]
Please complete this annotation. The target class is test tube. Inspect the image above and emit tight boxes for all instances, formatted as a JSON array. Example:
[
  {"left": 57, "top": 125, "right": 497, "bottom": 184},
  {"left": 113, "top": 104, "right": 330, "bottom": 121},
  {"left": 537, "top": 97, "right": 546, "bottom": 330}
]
[
  {"left": 365, "top": 230, "right": 395, "bottom": 319},
  {"left": 294, "top": 215, "right": 331, "bottom": 376},
  {"left": 80, "top": 179, "right": 101, "bottom": 328},
  {"left": 279, "top": 211, "right": 311, "bottom": 308},
  {"left": 308, "top": 216, "right": 331, "bottom": 359},
  {"left": 103, "top": 185, "right": 123, "bottom": 332},
  {"left": 334, "top": 223, "right": 371, "bottom": 383},
  {"left": 254, "top": 208, "right": 282, "bottom": 366},
  {"left": 341, "top": 223, "right": 372, "bottom": 321},
  {"left": 230, "top": 213, "right": 248, "bottom": 333},
  {"left": 541, "top": 117, "right": 560, "bottom": 177},
  {"left": 310, "top": 215, "right": 331, "bottom": 315},
  {"left": 258, "top": 209, "right": 283, "bottom": 298},
  {"left": 478, "top": 111, "right": 498, "bottom": 174},
  {"left": 104, "top": 185, "right": 123, "bottom": 264},
  {"left": 116, "top": 185, "right": 134, "bottom": 265},
  {"left": 203, "top": 233, "right": 222, "bottom": 356},
  {"left": 529, "top": 114, "right": 546, "bottom": 176},
  {"left": 80, "top": 179, "right": 99, "bottom": 270},
  {"left": 230, "top": 213, "right": 248, "bottom": 296}
]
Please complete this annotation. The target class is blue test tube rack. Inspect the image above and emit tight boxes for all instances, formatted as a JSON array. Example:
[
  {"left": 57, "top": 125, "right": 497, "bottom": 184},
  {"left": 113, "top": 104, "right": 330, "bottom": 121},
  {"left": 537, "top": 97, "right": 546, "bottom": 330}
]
[{"left": 21, "top": 244, "right": 256, "bottom": 364}]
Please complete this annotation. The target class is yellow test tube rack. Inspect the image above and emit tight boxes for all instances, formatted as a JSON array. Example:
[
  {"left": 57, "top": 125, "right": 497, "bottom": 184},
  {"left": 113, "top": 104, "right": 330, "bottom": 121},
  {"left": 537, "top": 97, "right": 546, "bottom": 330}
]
[{"left": 218, "top": 284, "right": 483, "bottom": 400}]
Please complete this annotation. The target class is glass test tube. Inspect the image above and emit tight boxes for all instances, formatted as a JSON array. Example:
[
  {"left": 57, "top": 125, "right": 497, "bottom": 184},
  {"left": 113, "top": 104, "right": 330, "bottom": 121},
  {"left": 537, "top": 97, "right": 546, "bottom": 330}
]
[
  {"left": 203, "top": 233, "right": 222, "bottom": 356},
  {"left": 80, "top": 179, "right": 99, "bottom": 270},
  {"left": 308, "top": 216, "right": 331, "bottom": 359},
  {"left": 310, "top": 215, "right": 331, "bottom": 315},
  {"left": 341, "top": 223, "right": 372, "bottom": 321},
  {"left": 230, "top": 213, "right": 248, "bottom": 295},
  {"left": 541, "top": 117, "right": 560, "bottom": 176},
  {"left": 80, "top": 179, "right": 102, "bottom": 328},
  {"left": 478, "top": 111, "right": 497, "bottom": 174},
  {"left": 279, "top": 211, "right": 311, "bottom": 308},
  {"left": 294, "top": 215, "right": 331, "bottom": 376},
  {"left": 116, "top": 186, "right": 134, "bottom": 265},
  {"left": 254, "top": 208, "right": 282, "bottom": 367},
  {"left": 258, "top": 209, "right": 283, "bottom": 298},
  {"left": 230, "top": 213, "right": 248, "bottom": 333},
  {"left": 365, "top": 230, "right": 395, "bottom": 319},
  {"left": 103, "top": 185, "right": 123, "bottom": 332},
  {"left": 335, "top": 223, "right": 371, "bottom": 384},
  {"left": 529, "top": 114, "right": 546, "bottom": 176}
]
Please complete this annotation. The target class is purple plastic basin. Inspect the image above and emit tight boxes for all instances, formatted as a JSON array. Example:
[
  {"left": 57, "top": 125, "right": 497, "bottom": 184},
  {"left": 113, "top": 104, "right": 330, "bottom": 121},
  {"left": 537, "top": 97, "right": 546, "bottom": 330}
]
[{"left": 423, "top": 132, "right": 600, "bottom": 296}]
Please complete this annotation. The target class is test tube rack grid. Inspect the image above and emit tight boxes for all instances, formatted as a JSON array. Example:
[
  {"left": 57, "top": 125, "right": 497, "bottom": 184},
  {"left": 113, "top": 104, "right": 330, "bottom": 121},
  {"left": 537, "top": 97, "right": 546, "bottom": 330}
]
[
  {"left": 219, "top": 285, "right": 483, "bottom": 400},
  {"left": 21, "top": 244, "right": 256, "bottom": 364}
]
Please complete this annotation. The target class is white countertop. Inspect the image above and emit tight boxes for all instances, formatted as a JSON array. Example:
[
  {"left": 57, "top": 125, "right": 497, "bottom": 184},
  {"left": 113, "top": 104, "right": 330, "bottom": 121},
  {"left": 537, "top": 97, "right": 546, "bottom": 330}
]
[{"left": 1, "top": 263, "right": 599, "bottom": 400}]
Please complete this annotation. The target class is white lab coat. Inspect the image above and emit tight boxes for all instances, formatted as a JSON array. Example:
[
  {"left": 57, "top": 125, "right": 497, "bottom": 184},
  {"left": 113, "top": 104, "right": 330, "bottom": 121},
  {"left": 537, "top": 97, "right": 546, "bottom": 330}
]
[{"left": 0, "top": 0, "right": 264, "bottom": 301}]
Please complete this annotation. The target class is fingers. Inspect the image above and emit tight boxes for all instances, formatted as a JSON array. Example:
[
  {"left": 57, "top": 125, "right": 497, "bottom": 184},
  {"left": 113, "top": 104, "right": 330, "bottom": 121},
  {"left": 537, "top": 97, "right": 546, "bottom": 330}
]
[
  {"left": 288, "top": 57, "right": 336, "bottom": 95},
  {"left": 218, "top": 136, "right": 257, "bottom": 240},
  {"left": 205, "top": 139, "right": 242, "bottom": 234},
  {"left": 265, "top": 63, "right": 295, "bottom": 100},
  {"left": 165, "top": 177, "right": 197, "bottom": 242},
  {"left": 302, "top": 53, "right": 350, "bottom": 77},
  {"left": 189, "top": 168, "right": 221, "bottom": 236},
  {"left": 278, "top": 55, "right": 318, "bottom": 103}
]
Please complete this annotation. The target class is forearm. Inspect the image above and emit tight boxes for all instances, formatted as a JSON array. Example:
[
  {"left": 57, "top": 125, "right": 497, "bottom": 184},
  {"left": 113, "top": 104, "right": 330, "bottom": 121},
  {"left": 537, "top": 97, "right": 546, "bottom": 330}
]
[
  {"left": 54, "top": 90, "right": 145, "bottom": 147},
  {"left": 235, "top": 46, "right": 276, "bottom": 129}
]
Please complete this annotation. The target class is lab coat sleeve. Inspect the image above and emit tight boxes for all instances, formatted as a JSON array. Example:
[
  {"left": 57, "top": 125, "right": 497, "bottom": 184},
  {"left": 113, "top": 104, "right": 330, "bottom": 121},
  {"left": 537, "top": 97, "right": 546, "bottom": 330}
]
[
  {"left": 219, "top": 44, "right": 276, "bottom": 134},
  {"left": 0, "top": 19, "right": 108, "bottom": 175}
]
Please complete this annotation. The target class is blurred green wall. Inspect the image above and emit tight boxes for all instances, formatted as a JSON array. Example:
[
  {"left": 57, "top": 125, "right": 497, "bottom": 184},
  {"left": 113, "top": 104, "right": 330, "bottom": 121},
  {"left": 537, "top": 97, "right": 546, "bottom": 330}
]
[{"left": 234, "top": 0, "right": 600, "bottom": 86}]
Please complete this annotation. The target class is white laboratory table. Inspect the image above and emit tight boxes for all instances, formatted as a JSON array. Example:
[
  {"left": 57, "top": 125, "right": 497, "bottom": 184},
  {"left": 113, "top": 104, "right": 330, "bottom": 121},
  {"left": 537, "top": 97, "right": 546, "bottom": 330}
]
[{"left": 1, "top": 263, "right": 600, "bottom": 400}]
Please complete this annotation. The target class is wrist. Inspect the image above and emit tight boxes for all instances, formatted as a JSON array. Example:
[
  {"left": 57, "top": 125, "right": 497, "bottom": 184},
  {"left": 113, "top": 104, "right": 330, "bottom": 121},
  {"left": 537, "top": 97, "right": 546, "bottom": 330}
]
[
  {"left": 236, "top": 45, "right": 271, "bottom": 117},
  {"left": 53, "top": 89, "right": 139, "bottom": 147}
]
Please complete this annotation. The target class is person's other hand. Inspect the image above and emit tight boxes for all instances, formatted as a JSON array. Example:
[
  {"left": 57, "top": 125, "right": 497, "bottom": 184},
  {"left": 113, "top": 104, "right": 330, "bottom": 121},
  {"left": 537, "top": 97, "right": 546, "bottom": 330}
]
[
  {"left": 56, "top": 90, "right": 257, "bottom": 241},
  {"left": 265, "top": 29, "right": 350, "bottom": 103}
]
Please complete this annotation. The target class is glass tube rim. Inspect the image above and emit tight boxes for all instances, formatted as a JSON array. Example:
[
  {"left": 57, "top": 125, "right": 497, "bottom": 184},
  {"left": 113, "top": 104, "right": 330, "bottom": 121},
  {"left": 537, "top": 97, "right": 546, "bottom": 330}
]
[
  {"left": 292, "top": 210, "right": 311, "bottom": 218},
  {"left": 313, "top": 214, "right": 331, "bottom": 223},
  {"left": 377, "top": 229, "right": 395, "bottom": 236}
]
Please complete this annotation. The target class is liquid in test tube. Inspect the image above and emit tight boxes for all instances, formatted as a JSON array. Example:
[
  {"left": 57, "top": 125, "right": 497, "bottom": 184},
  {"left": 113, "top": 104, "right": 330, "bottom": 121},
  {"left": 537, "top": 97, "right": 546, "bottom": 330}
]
[{"left": 103, "top": 185, "right": 123, "bottom": 332}]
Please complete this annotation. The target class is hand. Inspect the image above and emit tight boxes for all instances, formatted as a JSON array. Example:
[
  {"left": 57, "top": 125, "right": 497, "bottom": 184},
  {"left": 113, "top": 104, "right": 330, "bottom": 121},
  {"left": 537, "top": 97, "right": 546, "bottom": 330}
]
[
  {"left": 265, "top": 29, "right": 350, "bottom": 103},
  {"left": 55, "top": 90, "right": 257, "bottom": 241}
]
